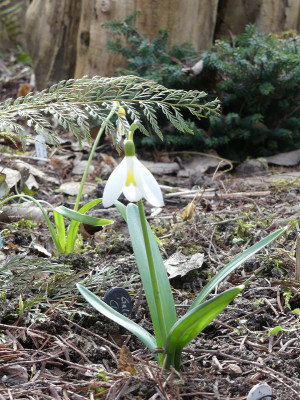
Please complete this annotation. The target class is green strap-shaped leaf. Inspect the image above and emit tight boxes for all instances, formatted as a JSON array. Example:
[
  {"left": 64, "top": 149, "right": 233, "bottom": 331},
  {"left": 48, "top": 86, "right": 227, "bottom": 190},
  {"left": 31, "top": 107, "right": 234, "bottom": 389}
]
[
  {"left": 188, "top": 227, "right": 286, "bottom": 311},
  {"left": 114, "top": 200, "right": 127, "bottom": 222},
  {"left": 127, "top": 203, "right": 177, "bottom": 348},
  {"left": 165, "top": 285, "right": 244, "bottom": 369},
  {"left": 53, "top": 210, "right": 66, "bottom": 252},
  {"left": 54, "top": 204, "right": 113, "bottom": 226},
  {"left": 77, "top": 284, "right": 157, "bottom": 353},
  {"left": 115, "top": 200, "right": 162, "bottom": 245},
  {"left": 65, "top": 198, "right": 112, "bottom": 254}
]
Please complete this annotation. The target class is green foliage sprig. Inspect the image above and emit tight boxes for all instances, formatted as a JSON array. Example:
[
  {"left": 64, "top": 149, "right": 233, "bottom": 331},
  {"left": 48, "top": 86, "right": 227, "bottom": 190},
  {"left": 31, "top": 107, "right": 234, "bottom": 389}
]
[
  {"left": 202, "top": 25, "right": 300, "bottom": 159},
  {"left": 0, "top": 0, "right": 24, "bottom": 42},
  {"left": 0, "top": 75, "right": 220, "bottom": 149},
  {"left": 103, "top": 11, "right": 196, "bottom": 88}
]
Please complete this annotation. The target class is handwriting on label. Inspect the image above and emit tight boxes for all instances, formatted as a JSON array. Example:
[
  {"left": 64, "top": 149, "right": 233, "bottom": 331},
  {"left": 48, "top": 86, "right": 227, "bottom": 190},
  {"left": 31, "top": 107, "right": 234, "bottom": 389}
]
[{"left": 109, "top": 296, "right": 131, "bottom": 316}]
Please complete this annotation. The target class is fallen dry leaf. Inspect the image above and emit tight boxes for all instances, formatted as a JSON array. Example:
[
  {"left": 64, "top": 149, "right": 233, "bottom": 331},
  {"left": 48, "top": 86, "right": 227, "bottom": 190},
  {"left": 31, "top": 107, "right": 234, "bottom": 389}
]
[
  {"left": 14, "top": 160, "right": 59, "bottom": 184},
  {"left": 3, "top": 203, "right": 45, "bottom": 222},
  {"left": 25, "top": 173, "right": 39, "bottom": 190},
  {"left": 142, "top": 161, "right": 180, "bottom": 175},
  {"left": 1, "top": 167, "right": 21, "bottom": 188},
  {"left": 164, "top": 252, "right": 204, "bottom": 279},
  {"left": 179, "top": 153, "right": 231, "bottom": 176},
  {"left": 51, "top": 155, "right": 73, "bottom": 177},
  {"left": 117, "top": 345, "right": 136, "bottom": 374},
  {"left": 17, "top": 83, "right": 32, "bottom": 98},
  {"left": 100, "top": 153, "right": 117, "bottom": 168},
  {"left": 7, "top": 241, "right": 19, "bottom": 252},
  {"left": 72, "top": 160, "right": 95, "bottom": 176},
  {"left": 59, "top": 181, "right": 97, "bottom": 196},
  {"left": 265, "top": 149, "right": 300, "bottom": 167},
  {"left": 182, "top": 201, "right": 196, "bottom": 220}
]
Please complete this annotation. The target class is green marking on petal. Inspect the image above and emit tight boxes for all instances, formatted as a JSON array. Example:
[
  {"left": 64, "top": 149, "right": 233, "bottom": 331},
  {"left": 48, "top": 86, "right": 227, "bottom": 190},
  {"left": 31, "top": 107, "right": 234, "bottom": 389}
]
[{"left": 125, "top": 170, "right": 137, "bottom": 186}]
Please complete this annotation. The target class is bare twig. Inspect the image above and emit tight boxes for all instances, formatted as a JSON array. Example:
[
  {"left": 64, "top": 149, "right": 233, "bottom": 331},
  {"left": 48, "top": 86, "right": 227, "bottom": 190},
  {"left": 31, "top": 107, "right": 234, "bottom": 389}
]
[{"left": 295, "top": 222, "right": 300, "bottom": 282}]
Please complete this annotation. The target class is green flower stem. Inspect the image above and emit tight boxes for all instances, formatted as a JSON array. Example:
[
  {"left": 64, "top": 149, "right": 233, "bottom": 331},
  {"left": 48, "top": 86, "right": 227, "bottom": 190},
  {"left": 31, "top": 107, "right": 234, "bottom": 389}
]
[
  {"left": 137, "top": 200, "right": 167, "bottom": 347},
  {"left": 74, "top": 108, "right": 115, "bottom": 211}
]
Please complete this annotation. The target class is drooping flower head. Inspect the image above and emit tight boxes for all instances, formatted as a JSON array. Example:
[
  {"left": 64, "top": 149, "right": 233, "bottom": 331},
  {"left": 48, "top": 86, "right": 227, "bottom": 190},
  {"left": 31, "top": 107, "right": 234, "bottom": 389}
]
[{"left": 102, "top": 139, "right": 164, "bottom": 208}]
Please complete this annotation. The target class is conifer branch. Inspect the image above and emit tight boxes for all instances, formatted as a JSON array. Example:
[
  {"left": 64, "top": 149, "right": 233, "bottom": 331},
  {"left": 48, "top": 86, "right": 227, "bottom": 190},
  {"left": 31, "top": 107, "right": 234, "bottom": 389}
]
[{"left": 0, "top": 75, "right": 220, "bottom": 148}]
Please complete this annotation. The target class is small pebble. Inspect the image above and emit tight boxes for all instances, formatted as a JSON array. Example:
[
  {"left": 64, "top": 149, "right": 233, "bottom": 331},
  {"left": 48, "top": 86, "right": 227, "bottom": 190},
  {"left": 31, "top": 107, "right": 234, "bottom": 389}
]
[
  {"left": 247, "top": 383, "right": 272, "bottom": 400},
  {"left": 286, "top": 192, "right": 297, "bottom": 203},
  {"left": 227, "top": 363, "right": 242, "bottom": 377},
  {"left": 236, "top": 159, "right": 267, "bottom": 177}
]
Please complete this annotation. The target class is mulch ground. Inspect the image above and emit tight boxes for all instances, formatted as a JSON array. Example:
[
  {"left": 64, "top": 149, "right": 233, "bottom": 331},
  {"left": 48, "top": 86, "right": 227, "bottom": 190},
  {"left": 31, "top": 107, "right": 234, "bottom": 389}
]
[{"left": 0, "top": 53, "right": 300, "bottom": 400}]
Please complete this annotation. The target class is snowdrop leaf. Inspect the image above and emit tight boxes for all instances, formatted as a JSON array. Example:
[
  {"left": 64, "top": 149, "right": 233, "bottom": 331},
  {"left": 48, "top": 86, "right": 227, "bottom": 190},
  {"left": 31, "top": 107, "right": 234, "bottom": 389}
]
[
  {"left": 189, "top": 227, "right": 286, "bottom": 311},
  {"left": 127, "top": 203, "right": 177, "bottom": 347},
  {"left": 77, "top": 284, "right": 157, "bottom": 353},
  {"left": 54, "top": 204, "right": 113, "bottom": 226},
  {"left": 165, "top": 285, "right": 244, "bottom": 369}
]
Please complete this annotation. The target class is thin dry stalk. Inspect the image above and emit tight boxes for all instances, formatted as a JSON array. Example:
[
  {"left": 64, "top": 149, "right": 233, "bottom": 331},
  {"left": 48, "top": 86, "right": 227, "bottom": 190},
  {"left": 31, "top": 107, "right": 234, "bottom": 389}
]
[{"left": 296, "top": 222, "right": 300, "bottom": 282}]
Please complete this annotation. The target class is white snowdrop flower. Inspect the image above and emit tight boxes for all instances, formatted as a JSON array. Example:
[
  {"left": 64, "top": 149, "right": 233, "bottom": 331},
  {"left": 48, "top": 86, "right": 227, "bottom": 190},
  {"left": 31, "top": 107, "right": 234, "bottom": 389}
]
[{"left": 102, "top": 140, "right": 164, "bottom": 208}]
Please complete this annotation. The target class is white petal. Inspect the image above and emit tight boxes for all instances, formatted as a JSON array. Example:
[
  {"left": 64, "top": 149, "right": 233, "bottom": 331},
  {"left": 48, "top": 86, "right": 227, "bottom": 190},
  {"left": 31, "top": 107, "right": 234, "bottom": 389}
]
[
  {"left": 120, "top": 156, "right": 142, "bottom": 202},
  {"left": 133, "top": 158, "right": 164, "bottom": 207},
  {"left": 102, "top": 158, "right": 127, "bottom": 207},
  {"left": 125, "top": 155, "right": 135, "bottom": 172},
  {"left": 123, "top": 182, "right": 142, "bottom": 202}
]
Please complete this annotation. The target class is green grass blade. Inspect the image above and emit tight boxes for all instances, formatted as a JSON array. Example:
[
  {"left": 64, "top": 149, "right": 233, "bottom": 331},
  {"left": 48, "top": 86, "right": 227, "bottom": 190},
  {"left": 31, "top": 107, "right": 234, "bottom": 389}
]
[
  {"left": 188, "top": 227, "right": 286, "bottom": 311},
  {"left": 166, "top": 285, "right": 244, "bottom": 369},
  {"left": 77, "top": 284, "right": 157, "bottom": 352},
  {"left": 54, "top": 205, "right": 113, "bottom": 226},
  {"left": 127, "top": 203, "right": 177, "bottom": 347}
]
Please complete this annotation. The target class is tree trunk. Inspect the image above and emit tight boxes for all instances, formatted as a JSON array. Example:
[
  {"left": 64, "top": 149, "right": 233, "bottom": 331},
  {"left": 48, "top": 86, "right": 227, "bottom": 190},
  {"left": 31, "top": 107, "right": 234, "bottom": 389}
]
[
  {"left": 74, "top": 0, "right": 133, "bottom": 80},
  {"left": 25, "top": 0, "right": 81, "bottom": 89},
  {"left": 74, "top": 0, "right": 218, "bottom": 79},
  {"left": 24, "top": 0, "right": 300, "bottom": 89},
  {"left": 216, "top": 0, "right": 300, "bottom": 38},
  {"left": 256, "top": 0, "right": 300, "bottom": 33}
]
